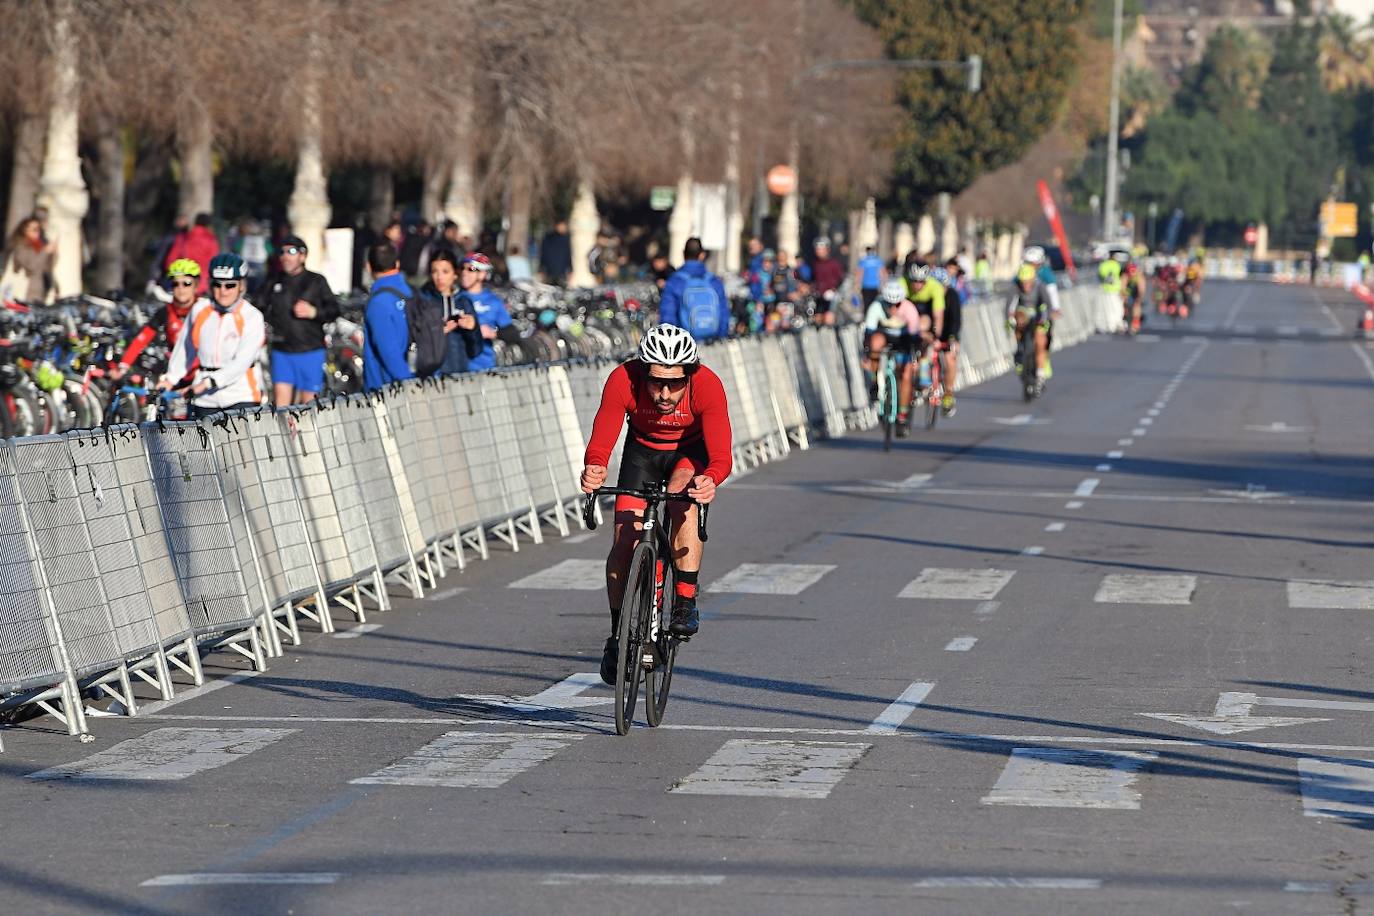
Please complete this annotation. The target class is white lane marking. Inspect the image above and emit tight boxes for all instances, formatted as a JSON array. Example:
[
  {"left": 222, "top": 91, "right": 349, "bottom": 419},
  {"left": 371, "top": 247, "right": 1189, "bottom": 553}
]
[
  {"left": 708, "top": 563, "right": 836, "bottom": 595},
  {"left": 1351, "top": 341, "right": 1374, "bottom": 382},
  {"left": 142, "top": 873, "right": 341, "bottom": 887},
  {"left": 1117, "top": 438, "right": 1133, "bottom": 446},
  {"left": 992, "top": 414, "right": 1049, "bottom": 426},
  {"left": 563, "top": 531, "right": 598, "bottom": 544},
  {"left": 508, "top": 559, "right": 607, "bottom": 590},
  {"left": 1132, "top": 427, "right": 1147, "bottom": 436},
  {"left": 896, "top": 472, "right": 933, "bottom": 488},
  {"left": 427, "top": 586, "right": 467, "bottom": 602},
  {"left": 542, "top": 874, "right": 726, "bottom": 887},
  {"left": 1074, "top": 479, "right": 1100, "bottom": 497},
  {"left": 1021, "top": 546, "right": 1044, "bottom": 556},
  {"left": 350, "top": 732, "right": 581, "bottom": 788},
  {"left": 331, "top": 623, "right": 382, "bottom": 639},
  {"left": 1065, "top": 501, "right": 1084, "bottom": 510},
  {"left": 1287, "top": 579, "right": 1374, "bottom": 610},
  {"left": 456, "top": 673, "right": 613, "bottom": 711},
  {"left": 864, "top": 682, "right": 936, "bottom": 733},
  {"left": 1094, "top": 574, "right": 1197, "bottom": 605},
  {"left": 974, "top": 600, "right": 1001, "bottom": 616},
  {"left": 1044, "top": 522, "right": 1065, "bottom": 532},
  {"left": 132, "top": 670, "right": 264, "bottom": 717},
  {"left": 1299, "top": 758, "right": 1374, "bottom": 821},
  {"left": 670, "top": 739, "right": 870, "bottom": 798},
  {"left": 1095, "top": 464, "right": 1112, "bottom": 472},
  {"left": 1153, "top": 401, "right": 1167, "bottom": 409},
  {"left": 981, "top": 748, "right": 1157, "bottom": 809},
  {"left": 1139, "top": 417, "right": 1153, "bottom": 426},
  {"left": 914, "top": 877, "right": 1103, "bottom": 890},
  {"left": 1244, "top": 422, "right": 1307, "bottom": 433},
  {"left": 1286, "top": 880, "right": 1374, "bottom": 893},
  {"left": 1147, "top": 409, "right": 1160, "bottom": 417},
  {"left": 944, "top": 637, "right": 977, "bottom": 652},
  {"left": 899, "top": 568, "right": 1015, "bottom": 600},
  {"left": 27, "top": 728, "right": 294, "bottom": 781},
  {"left": 1106, "top": 451, "right": 1124, "bottom": 459},
  {"left": 138, "top": 713, "right": 1374, "bottom": 752}
]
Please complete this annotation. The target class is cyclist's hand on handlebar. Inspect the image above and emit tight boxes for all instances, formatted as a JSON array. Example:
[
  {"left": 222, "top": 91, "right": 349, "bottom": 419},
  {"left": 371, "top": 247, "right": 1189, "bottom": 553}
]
[
  {"left": 580, "top": 464, "right": 607, "bottom": 494},
  {"left": 155, "top": 376, "right": 174, "bottom": 392},
  {"left": 687, "top": 474, "right": 716, "bottom": 505}
]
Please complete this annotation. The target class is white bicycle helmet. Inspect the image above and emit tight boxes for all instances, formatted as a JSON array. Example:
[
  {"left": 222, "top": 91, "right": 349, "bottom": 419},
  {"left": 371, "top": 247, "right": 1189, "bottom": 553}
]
[
  {"left": 1022, "top": 245, "right": 1046, "bottom": 265},
  {"left": 638, "top": 324, "right": 700, "bottom": 367},
  {"left": 880, "top": 278, "right": 907, "bottom": 304}
]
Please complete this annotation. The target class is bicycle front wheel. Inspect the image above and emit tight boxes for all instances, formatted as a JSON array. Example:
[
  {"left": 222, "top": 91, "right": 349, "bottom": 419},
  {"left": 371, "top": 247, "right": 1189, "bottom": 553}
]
[
  {"left": 645, "top": 562, "right": 677, "bottom": 727},
  {"left": 925, "top": 385, "right": 940, "bottom": 430},
  {"left": 615, "top": 543, "right": 654, "bottom": 735}
]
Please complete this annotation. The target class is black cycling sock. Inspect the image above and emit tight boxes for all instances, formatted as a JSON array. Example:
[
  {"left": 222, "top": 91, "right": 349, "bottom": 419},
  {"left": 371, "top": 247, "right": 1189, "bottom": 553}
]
[
  {"left": 674, "top": 568, "right": 699, "bottom": 601},
  {"left": 609, "top": 606, "right": 620, "bottom": 637}
]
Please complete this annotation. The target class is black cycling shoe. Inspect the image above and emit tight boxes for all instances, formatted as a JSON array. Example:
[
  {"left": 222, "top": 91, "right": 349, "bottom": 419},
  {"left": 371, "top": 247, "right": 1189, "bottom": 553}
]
[
  {"left": 599, "top": 636, "right": 619, "bottom": 686},
  {"left": 669, "top": 599, "right": 700, "bottom": 638}
]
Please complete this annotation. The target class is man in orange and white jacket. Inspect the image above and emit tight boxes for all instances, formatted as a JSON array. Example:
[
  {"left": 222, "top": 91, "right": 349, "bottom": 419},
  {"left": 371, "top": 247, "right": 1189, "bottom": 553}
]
[{"left": 160, "top": 252, "right": 266, "bottom": 418}]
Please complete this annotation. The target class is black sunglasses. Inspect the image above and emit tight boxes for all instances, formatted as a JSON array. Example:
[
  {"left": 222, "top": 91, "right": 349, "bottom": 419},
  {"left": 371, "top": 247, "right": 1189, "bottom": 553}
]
[
  {"left": 212, "top": 280, "right": 240, "bottom": 289},
  {"left": 646, "top": 375, "right": 688, "bottom": 392},
  {"left": 171, "top": 278, "right": 196, "bottom": 288}
]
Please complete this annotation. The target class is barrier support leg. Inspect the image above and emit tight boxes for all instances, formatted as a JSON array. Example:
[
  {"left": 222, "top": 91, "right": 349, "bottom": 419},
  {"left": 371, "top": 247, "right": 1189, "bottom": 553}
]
[{"left": 167, "top": 636, "right": 204, "bottom": 686}]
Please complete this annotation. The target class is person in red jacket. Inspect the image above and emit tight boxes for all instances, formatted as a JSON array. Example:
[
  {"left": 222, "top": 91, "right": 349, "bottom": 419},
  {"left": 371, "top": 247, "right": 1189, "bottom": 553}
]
[
  {"left": 808, "top": 237, "right": 846, "bottom": 326},
  {"left": 162, "top": 213, "right": 219, "bottom": 295},
  {"left": 110, "top": 258, "right": 204, "bottom": 383},
  {"left": 581, "top": 324, "right": 732, "bottom": 685}
]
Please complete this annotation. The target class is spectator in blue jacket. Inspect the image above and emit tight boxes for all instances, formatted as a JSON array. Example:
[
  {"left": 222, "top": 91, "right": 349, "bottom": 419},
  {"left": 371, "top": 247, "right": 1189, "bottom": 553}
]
[
  {"left": 362, "top": 244, "right": 415, "bottom": 391},
  {"left": 457, "top": 252, "right": 515, "bottom": 372},
  {"left": 659, "top": 237, "right": 729, "bottom": 340}
]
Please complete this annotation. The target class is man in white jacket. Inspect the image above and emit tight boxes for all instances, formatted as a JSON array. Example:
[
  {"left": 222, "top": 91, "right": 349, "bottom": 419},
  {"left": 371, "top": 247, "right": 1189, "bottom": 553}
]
[{"left": 160, "top": 252, "right": 266, "bottom": 418}]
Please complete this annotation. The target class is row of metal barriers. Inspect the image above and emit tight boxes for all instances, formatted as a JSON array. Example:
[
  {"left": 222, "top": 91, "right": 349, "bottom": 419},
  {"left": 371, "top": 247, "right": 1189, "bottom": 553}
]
[{"left": 0, "top": 288, "right": 1113, "bottom": 751}]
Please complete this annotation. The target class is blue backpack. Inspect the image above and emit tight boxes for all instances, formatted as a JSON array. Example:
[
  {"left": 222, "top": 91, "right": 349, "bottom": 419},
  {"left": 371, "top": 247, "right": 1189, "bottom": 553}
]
[{"left": 680, "top": 272, "right": 721, "bottom": 339}]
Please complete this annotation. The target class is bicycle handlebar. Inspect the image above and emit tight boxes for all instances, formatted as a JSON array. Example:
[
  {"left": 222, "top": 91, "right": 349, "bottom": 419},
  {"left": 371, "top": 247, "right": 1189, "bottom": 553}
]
[{"left": 580, "top": 486, "right": 709, "bottom": 543}]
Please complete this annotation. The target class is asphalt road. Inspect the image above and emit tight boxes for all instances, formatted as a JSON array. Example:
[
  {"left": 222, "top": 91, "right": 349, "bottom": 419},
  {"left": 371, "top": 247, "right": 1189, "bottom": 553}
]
[{"left": 4, "top": 280, "right": 1374, "bottom": 915}]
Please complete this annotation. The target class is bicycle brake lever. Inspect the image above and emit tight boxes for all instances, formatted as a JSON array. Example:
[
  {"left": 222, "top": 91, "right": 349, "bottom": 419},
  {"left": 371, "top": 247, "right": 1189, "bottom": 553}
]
[
  {"left": 582, "top": 492, "right": 598, "bottom": 531},
  {"left": 697, "top": 502, "right": 709, "bottom": 543}
]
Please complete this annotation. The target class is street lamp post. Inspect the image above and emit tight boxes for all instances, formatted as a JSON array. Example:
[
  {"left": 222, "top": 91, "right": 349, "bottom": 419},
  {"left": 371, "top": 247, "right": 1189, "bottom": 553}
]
[{"left": 1103, "top": 0, "right": 1125, "bottom": 242}]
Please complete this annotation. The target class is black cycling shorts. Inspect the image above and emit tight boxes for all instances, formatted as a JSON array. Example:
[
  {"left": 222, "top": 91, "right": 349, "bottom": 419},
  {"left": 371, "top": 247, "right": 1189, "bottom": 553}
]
[
  {"left": 616, "top": 436, "right": 709, "bottom": 501},
  {"left": 940, "top": 301, "right": 962, "bottom": 343}
]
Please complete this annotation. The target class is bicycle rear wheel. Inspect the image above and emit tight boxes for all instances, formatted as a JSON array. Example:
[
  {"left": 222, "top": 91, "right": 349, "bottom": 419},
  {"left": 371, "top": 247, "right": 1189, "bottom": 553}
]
[
  {"left": 925, "top": 384, "right": 940, "bottom": 429},
  {"left": 645, "top": 562, "right": 677, "bottom": 727},
  {"left": 615, "top": 543, "right": 654, "bottom": 735}
]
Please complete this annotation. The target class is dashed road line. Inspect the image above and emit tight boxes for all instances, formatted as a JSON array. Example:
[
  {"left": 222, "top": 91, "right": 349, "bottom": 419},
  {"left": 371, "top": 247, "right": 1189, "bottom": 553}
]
[
  {"left": 331, "top": 623, "right": 382, "bottom": 639},
  {"left": 1074, "top": 479, "right": 1100, "bottom": 497},
  {"left": 944, "top": 637, "right": 977, "bottom": 652},
  {"left": 1021, "top": 546, "right": 1044, "bottom": 556},
  {"left": 1044, "top": 522, "right": 1065, "bottom": 532},
  {"left": 864, "top": 681, "right": 936, "bottom": 733}
]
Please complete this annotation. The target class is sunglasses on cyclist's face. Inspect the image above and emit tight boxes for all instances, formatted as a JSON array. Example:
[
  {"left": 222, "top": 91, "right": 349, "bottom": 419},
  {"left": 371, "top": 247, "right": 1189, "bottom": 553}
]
[
  {"left": 280, "top": 246, "right": 305, "bottom": 256},
  {"left": 172, "top": 278, "right": 196, "bottom": 288},
  {"left": 646, "top": 374, "right": 688, "bottom": 392},
  {"left": 212, "top": 280, "right": 240, "bottom": 290}
]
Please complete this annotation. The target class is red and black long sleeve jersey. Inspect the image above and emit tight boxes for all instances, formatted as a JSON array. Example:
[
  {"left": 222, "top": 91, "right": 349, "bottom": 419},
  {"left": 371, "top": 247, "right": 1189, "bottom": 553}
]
[{"left": 584, "top": 360, "right": 734, "bottom": 485}]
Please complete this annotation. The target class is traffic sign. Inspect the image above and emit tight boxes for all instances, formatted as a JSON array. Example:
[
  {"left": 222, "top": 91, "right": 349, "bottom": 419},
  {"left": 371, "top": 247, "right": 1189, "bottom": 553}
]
[
  {"left": 766, "top": 165, "right": 797, "bottom": 196},
  {"left": 1243, "top": 225, "right": 1258, "bottom": 246},
  {"left": 1320, "top": 201, "right": 1357, "bottom": 238},
  {"left": 649, "top": 186, "right": 676, "bottom": 211}
]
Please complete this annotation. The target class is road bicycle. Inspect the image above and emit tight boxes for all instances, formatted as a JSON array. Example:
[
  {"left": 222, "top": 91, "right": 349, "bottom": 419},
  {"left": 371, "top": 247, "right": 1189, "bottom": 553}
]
[
  {"left": 917, "top": 341, "right": 945, "bottom": 431},
  {"left": 581, "top": 483, "right": 708, "bottom": 736},
  {"left": 874, "top": 346, "right": 900, "bottom": 452}
]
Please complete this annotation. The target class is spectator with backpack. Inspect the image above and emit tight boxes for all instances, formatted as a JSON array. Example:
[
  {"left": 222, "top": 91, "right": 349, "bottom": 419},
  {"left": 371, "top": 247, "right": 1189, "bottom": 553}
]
[
  {"left": 659, "top": 237, "right": 729, "bottom": 341},
  {"left": 412, "top": 249, "right": 481, "bottom": 376},
  {"left": 362, "top": 243, "right": 415, "bottom": 391}
]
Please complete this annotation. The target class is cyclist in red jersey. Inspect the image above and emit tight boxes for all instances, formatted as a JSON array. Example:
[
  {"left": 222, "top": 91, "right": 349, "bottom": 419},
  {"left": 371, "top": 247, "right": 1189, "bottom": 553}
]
[
  {"left": 110, "top": 258, "right": 204, "bottom": 383},
  {"left": 581, "top": 324, "right": 732, "bottom": 685}
]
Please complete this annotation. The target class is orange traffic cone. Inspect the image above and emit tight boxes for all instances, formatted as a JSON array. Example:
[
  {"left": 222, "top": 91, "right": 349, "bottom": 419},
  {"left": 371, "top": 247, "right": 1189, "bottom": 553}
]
[{"left": 1362, "top": 308, "right": 1374, "bottom": 337}]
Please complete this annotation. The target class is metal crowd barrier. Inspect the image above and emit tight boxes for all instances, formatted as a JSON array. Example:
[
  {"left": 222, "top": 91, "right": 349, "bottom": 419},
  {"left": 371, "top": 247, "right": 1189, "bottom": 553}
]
[{"left": 0, "top": 312, "right": 1120, "bottom": 748}]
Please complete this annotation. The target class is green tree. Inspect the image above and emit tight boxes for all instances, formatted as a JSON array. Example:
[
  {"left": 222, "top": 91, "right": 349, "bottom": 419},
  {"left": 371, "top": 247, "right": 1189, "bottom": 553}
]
[{"left": 848, "top": 0, "right": 1085, "bottom": 212}]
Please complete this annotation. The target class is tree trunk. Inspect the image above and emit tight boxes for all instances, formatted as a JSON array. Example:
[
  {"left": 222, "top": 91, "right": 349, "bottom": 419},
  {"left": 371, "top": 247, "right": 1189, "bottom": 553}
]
[
  {"left": 568, "top": 177, "right": 598, "bottom": 288},
  {"left": 175, "top": 99, "right": 213, "bottom": 221},
  {"left": 5, "top": 112, "right": 45, "bottom": 236},
  {"left": 503, "top": 160, "right": 532, "bottom": 256},
  {"left": 667, "top": 113, "right": 696, "bottom": 268},
  {"left": 722, "top": 84, "right": 743, "bottom": 274},
  {"left": 36, "top": 0, "right": 89, "bottom": 297},
  {"left": 776, "top": 129, "right": 801, "bottom": 262},
  {"left": 420, "top": 152, "right": 446, "bottom": 224},
  {"left": 443, "top": 62, "right": 480, "bottom": 238},
  {"left": 94, "top": 121, "right": 126, "bottom": 293},
  {"left": 893, "top": 221, "right": 914, "bottom": 264},
  {"left": 287, "top": 38, "right": 331, "bottom": 261},
  {"left": 368, "top": 168, "right": 394, "bottom": 231},
  {"left": 122, "top": 136, "right": 172, "bottom": 291},
  {"left": 916, "top": 214, "right": 936, "bottom": 255}
]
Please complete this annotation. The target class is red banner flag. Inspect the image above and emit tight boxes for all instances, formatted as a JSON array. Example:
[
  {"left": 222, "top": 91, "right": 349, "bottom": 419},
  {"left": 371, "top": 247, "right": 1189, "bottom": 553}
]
[{"left": 1036, "top": 180, "right": 1077, "bottom": 281}]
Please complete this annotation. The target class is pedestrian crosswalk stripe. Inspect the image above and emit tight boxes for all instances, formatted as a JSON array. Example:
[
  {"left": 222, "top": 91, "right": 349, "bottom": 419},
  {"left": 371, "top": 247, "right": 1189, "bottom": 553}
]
[
  {"left": 1297, "top": 757, "right": 1374, "bottom": 821},
  {"left": 981, "top": 748, "right": 1157, "bottom": 809},
  {"left": 508, "top": 559, "right": 607, "bottom": 590},
  {"left": 541, "top": 874, "right": 726, "bottom": 886},
  {"left": 899, "top": 568, "right": 1015, "bottom": 601},
  {"left": 1286, "top": 579, "right": 1374, "bottom": 610},
  {"left": 142, "top": 873, "right": 342, "bottom": 887},
  {"left": 27, "top": 728, "right": 295, "bottom": 781},
  {"left": 670, "top": 739, "right": 870, "bottom": 798},
  {"left": 865, "top": 682, "right": 935, "bottom": 733},
  {"left": 707, "top": 563, "right": 835, "bottom": 595},
  {"left": 1093, "top": 574, "right": 1196, "bottom": 605},
  {"left": 350, "top": 732, "right": 582, "bottom": 788}
]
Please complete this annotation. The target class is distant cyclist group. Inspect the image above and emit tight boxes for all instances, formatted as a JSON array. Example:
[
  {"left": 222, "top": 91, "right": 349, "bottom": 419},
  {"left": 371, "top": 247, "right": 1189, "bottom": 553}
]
[{"left": 1099, "top": 249, "right": 1206, "bottom": 334}]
